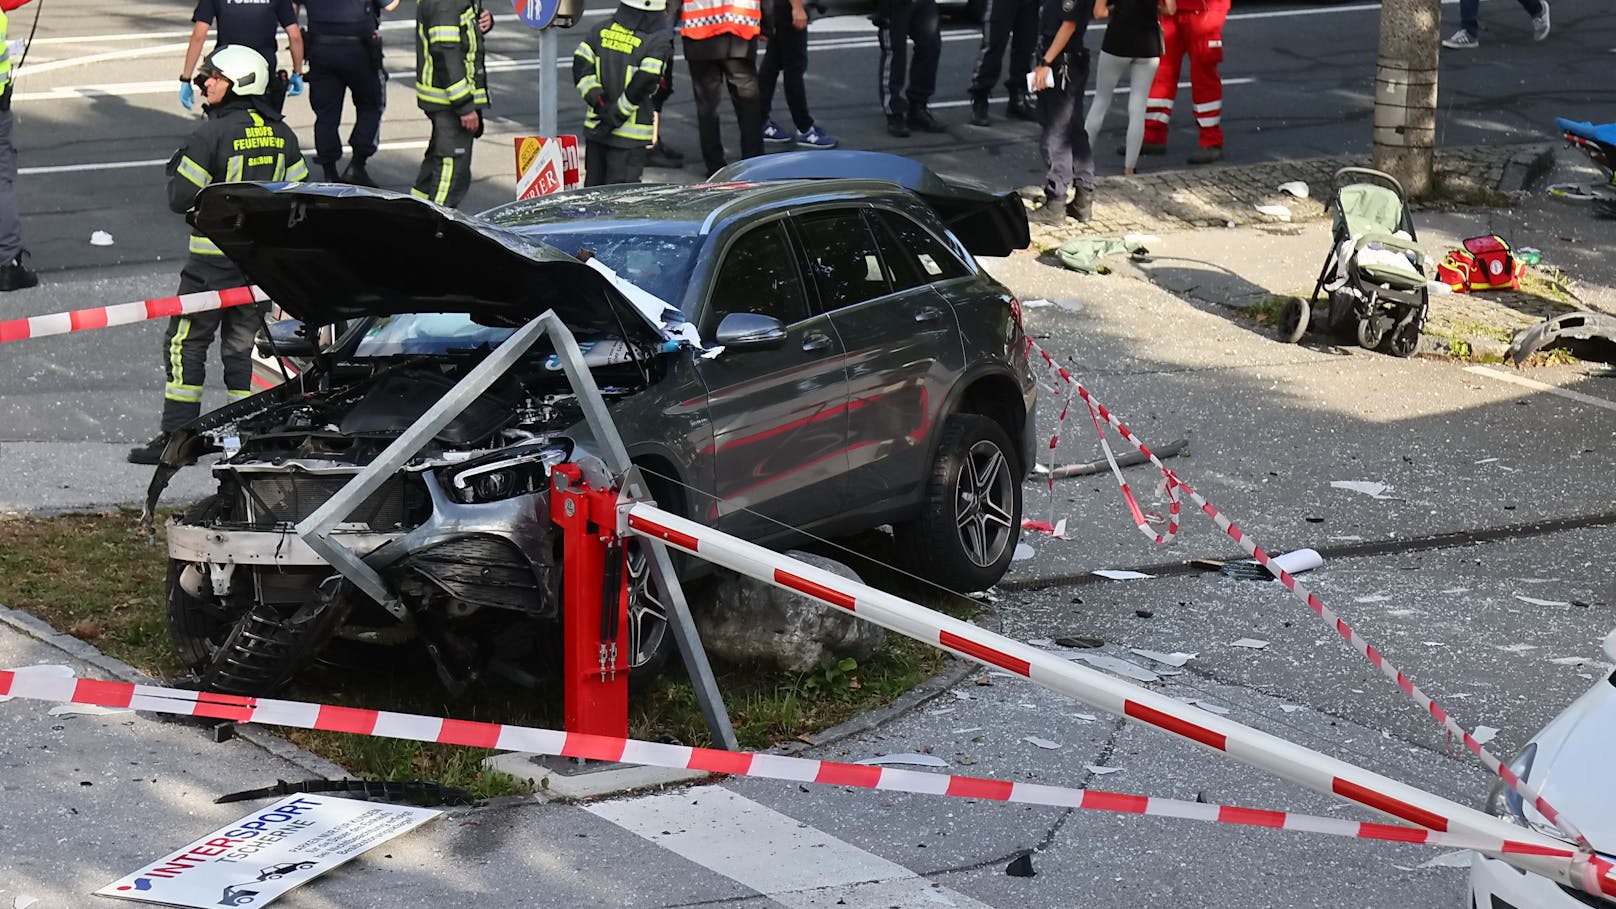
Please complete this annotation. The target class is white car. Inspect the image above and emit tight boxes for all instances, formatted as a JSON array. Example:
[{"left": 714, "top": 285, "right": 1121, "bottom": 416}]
[{"left": 1469, "top": 629, "right": 1616, "bottom": 908}]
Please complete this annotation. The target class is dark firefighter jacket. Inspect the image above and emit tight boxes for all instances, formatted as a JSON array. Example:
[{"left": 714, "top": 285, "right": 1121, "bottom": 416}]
[
  {"left": 416, "top": 0, "right": 489, "bottom": 114},
  {"left": 167, "top": 98, "right": 309, "bottom": 271},
  {"left": 573, "top": 7, "right": 672, "bottom": 148}
]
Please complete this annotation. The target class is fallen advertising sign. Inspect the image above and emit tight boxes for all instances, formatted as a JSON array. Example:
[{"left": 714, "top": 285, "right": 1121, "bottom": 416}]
[
  {"left": 97, "top": 795, "right": 439, "bottom": 907},
  {"left": 514, "top": 135, "right": 580, "bottom": 199}
]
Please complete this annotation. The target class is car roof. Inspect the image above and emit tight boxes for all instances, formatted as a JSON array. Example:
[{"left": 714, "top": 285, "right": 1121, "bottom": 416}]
[{"left": 479, "top": 179, "right": 924, "bottom": 236}]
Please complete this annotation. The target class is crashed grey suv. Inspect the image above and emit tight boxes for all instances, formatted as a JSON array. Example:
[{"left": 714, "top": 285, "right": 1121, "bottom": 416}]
[{"left": 150, "top": 152, "right": 1038, "bottom": 696}]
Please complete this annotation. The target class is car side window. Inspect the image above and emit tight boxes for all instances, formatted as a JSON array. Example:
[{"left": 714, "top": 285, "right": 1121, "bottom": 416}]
[
  {"left": 875, "top": 209, "right": 970, "bottom": 283},
  {"left": 795, "top": 209, "right": 893, "bottom": 311},
  {"left": 711, "top": 221, "right": 809, "bottom": 326}
]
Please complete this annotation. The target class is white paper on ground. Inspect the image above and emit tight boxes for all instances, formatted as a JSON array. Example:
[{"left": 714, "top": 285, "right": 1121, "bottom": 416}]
[
  {"left": 1277, "top": 180, "right": 1310, "bottom": 199},
  {"left": 1230, "top": 638, "right": 1269, "bottom": 650},
  {"left": 1331, "top": 480, "right": 1392, "bottom": 498},
  {"left": 1021, "top": 736, "right": 1061, "bottom": 750},
  {"left": 1514, "top": 594, "right": 1571, "bottom": 607},
  {"left": 98, "top": 796, "right": 440, "bottom": 909},
  {"left": 1270, "top": 548, "right": 1323, "bottom": 574},
  {"left": 1130, "top": 649, "right": 1197, "bottom": 668},
  {"left": 1085, "top": 765, "right": 1123, "bottom": 775},
  {"left": 1471, "top": 726, "right": 1499, "bottom": 745},
  {"left": 1279, "top": 704, "right": 1305, "bottom": 713},
  {"left": 48, "top": 703, "right": 132, "bottom": 717},
  {"left": 1070, "top": 652, "right": 1161, "bottom": 682},
  {"left": 1021, "top": 298, "right": 1052, "bottom": 308},
  {"left": 1092, "top": 569, "right": 1155, "bottom": 580},
  {"left": 1012, "top": 542, "right": 1036, "bottom": 561},
  {"left": 90, "top": 230, "right": 115, "bottom": 247},
  {"left": 855, "top": 753, "right": 949, "bottom": 768},
  {"left": 1255, "top": 203, "right": 1292, "bottom": 221}
]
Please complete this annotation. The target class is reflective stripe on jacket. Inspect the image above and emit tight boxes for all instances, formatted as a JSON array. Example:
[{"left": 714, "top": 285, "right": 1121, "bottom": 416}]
[
  {"left": 415, "top": 0, "right": 489, "bottom": 113},
  {"left": 166, "top": 100, "right": 309, "bottom": 267},
  {"left": 0, "top": 9, "right": 12, "bottom": 104},
  {"left": 679, "top": 0, "right": 760, "bottom": 41},
  {"left": 573, "top": 10, "right": 672, "bottom": 148}
]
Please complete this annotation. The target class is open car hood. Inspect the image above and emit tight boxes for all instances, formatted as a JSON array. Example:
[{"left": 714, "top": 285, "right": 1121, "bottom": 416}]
[
  {"left": 711, "top": 151, "right": 1031, "bottom": 258},
  {"left": 190, "top": 182, "right": 669, "bottom": 346}
]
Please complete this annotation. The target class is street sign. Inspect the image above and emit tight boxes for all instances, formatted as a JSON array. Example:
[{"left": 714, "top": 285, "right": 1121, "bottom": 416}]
[{"left": 511, "top": 0, "right": 562, "bottom": 30}]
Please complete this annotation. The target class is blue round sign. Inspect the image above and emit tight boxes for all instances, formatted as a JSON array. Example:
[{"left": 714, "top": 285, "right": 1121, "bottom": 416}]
[{"left": 511, "top": 0, "right": 562, "bottom": 29}]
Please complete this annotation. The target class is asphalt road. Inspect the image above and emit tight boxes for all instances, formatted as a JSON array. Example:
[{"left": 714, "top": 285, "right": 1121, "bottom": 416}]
[{"left": 1, "top": 1, "right": 1614, "bottom": 906}]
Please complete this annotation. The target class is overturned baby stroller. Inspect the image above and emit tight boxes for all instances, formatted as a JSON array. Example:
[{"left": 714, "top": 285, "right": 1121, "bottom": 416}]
[{"left": 1278, "top": 168, "right": 1432, "bottom": 357}]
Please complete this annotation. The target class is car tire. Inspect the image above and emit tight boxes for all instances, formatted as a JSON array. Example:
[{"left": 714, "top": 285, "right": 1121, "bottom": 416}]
[
  {"left": 624, "top": 537, "right": 676, "bottom": 693},
  {"left": 894, "top": 414, "right": 1023, "bottom": 593},
  {"left": 166, "top": 495, "right": 239, "bottom": 669}
]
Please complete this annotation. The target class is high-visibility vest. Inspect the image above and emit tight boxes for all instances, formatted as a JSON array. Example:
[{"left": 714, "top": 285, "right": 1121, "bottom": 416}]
[
  {"left": 679, "top": 0, "right": 761, "bottom": 41},
  {"left": 0, "top": 9, "right": 12, "bottom": 98}
]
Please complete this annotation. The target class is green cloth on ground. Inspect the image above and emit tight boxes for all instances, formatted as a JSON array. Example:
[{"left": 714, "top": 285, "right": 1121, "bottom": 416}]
[{"left": 1055, "top": 237, "right": 1147, "bottom": 274}]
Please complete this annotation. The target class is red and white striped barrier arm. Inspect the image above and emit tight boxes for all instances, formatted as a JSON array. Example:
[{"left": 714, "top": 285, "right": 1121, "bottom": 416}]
[
  {"left": 0, "top": 667, "right": 1607, "bottom": 894},
  {"left": 1024, "top": 339, "right": 1591, "bottom": 850},
  {"left": 618, "top": 504, "right": 1606, "bottom": 891},
  {"left": 0, "top": 285, "right": 268, "bottom": 344}
]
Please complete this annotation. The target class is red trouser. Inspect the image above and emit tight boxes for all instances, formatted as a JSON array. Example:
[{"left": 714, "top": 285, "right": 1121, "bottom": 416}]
[{"left": 1143, "top": 0, "right": 1228, "bottom": 149}]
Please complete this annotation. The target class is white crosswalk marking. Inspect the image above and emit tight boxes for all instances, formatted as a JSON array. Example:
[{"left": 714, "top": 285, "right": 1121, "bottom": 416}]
[{"left": 586, "top": 786, "right": 996, "bottom": 909}]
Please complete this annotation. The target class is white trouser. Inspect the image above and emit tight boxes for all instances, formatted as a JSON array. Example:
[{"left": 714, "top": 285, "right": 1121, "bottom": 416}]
[{"left": 1083, "top": 51, "right": 1161, "bottom": 171}]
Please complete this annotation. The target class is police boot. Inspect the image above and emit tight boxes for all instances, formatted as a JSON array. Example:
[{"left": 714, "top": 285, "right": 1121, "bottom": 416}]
[
  {"left": 906, "top": 105, "right": 947, "bottom": 134},
  {"left": 1006, "top": 92, "right": 1038, "bottom": 122},
  {"left": 969, "top": 95, "right": 990, "bottom": 127},
  {"left": 320, "top": 162, "right": 342, "bottom": 182},
  {"left": 0, "top": 249, "right": 38, "bottom": 292},
  {"left": 342, "top": 158, "right": 379, "bottom": 187},
  {"left": 1028, "top": 196, "right": 1067, "bottom": 227},
  {"left": 1066, "top": 187, "right": 1094, "bottom": 222}
]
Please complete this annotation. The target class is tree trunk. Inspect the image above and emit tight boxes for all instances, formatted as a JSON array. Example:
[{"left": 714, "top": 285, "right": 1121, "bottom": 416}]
[{"left": 1372, "top": 0, "right": 1441, "bottom": 197}]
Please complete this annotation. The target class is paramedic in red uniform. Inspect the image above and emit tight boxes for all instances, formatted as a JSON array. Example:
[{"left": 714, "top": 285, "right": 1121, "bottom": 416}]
[{"left": 1140, "top": 0, "right": 1225, "bottom": 165}]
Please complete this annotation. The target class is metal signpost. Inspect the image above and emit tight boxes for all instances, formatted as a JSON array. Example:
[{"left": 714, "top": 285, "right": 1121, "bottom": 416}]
[{"left": 511, "top": 0, "right": 576, "bottom": 139}]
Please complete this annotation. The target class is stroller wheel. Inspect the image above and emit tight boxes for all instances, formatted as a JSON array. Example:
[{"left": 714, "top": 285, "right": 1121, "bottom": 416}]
[
  {"left": 1356, "top": 316, "right": 1388, "bottom": 350},
  {"left": 1379, "top": 322, "right": 1419, "bottom": 358},
  {"left": 1278, "top": 297, "right": 1309, "bottom": 344}
]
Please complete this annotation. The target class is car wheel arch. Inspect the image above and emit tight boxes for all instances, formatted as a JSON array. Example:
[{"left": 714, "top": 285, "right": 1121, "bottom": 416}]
[{"left": 933, "top": 370, "right": 1030, "bottom": 472}]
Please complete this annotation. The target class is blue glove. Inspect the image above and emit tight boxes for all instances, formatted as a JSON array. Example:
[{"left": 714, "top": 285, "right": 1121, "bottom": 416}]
[
  {"left": 288, "top": 72, "right": 305, "bottom": 97},
  {"left": 179, "top": 80, "right": 195, "bottom": 110}
]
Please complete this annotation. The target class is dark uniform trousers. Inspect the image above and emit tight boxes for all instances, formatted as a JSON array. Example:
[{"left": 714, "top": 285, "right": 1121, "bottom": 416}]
[
  {"left": 161, "top": 260, "right": 266, "bottom": 432},
  {"left": 1037, "top": 46, "right": 1094, "bottom": 203},
  {"left": 969, "top": 0, "right": 1037, "bottom": 100},
  {"left": 412, "top": 110, "right": 475, "bottom": 208},
  {"left": 584, "top": 142, "right": 648, "bottom": 187},
  {"left": 685, "top": 35, "right": 763, "bottom": 176},
  {"left": 876, "top": 0, "right": 940, "bottom": 120},
  {"left": 307, "top": 32, "right": 385, "bottom": 168}
]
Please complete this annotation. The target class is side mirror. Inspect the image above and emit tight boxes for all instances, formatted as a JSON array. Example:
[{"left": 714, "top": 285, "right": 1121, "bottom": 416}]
[
  {"left": 1603, "top": 628, "right": 1616, "bottom": 664},
  {"left": 257, "top": 319, "right": 320, "bottom": 358},
  {"left": 714, "top": 312, "right": 786, "bottom": 351}
]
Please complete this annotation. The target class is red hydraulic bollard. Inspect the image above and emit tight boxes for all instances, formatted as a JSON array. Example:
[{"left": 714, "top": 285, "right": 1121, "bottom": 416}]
[{"left": 549, "top": 463, "right": 629, "bottom": 739}]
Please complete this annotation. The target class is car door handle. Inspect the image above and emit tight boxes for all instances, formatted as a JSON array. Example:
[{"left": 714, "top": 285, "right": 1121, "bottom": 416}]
[
  {"left": 801, "top": 332, "right": 833, "bottom": 352},
  {"left": 914, "top": 307, "right": 944, "bottom": 323}
]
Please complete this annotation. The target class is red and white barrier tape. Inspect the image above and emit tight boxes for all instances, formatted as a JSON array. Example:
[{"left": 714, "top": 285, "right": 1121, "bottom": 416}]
[
  {"left": 0, "top": 285, "right": 267, "bottom": 344},
  {"left": 0, "top": 667, "right": 1602, "bottom": 881},
  {"left": 1023, "top": 340, "right": 1590, "bottom": 850}
]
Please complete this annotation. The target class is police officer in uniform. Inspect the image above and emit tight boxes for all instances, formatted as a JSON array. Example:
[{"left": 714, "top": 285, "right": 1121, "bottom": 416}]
[
  {"left": 966, "top": 0, "right": 1038, "bottom": 126},
  {"left": 412, "top": 0, "right": 492, "bottom": 208},
  {"left": 573, "top": 0, "right": 673, "bottom": 186},
  {"left": 1028, "top": 0, "right": 1093, "bottom": 225},
  {"left": 874, "top": 0, "right": 943, "bottom": 137},
  {"left": 180, "top": 0, "right": 305, "bottom": 113},
  {"left": 303, "top": 0, "right": 396, "bottom": 185},
  {"left": 130, "top": 47, "right": 311, "bottom": 464}
]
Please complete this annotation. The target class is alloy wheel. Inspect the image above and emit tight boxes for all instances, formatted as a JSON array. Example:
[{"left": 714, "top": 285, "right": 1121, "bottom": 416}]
[{"left": 954, "top": 440, "right": 1015, "bottom": 568}]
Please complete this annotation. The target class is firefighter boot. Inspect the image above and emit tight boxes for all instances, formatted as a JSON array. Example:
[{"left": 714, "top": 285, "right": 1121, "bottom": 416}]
[
  {"left": 1066, "top": 187, "right": 1093, "bottom": 222},
  {"left": 1028, "top": 196, "right": 1067, "bottom": 226},
  {"left": 970, "top": 95, "right": 990, "bottom": 127},
  {"left": 126, "top": 433, "right": 172, "bottom": 465}
]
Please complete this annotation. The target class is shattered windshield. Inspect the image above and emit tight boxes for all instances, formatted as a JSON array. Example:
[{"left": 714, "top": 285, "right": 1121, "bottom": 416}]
[
  {"left": 519, "top": 225, "right": 702, "bottom": 309},
  {"left": 354, "top": 313, "right": 514, "bottom": 356}
]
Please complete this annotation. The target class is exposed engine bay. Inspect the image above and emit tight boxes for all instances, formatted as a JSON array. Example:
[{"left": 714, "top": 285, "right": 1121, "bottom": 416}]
[{"left": 161, "top": 348, "right": 670, "bottom": 698}]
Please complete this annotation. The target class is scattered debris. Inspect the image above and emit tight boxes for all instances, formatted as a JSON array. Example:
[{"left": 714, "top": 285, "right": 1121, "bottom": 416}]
[
  {"left": 1255, "top": 203, "right": 1292, "bottom": 221},
  {"left": 1277, "top": 181, "right": 1310, "bottom": 199},
  {"left": 14, "top": 896, "right": 39, "bottom": 909},
  {"left": 1354, "top": 594, "right": 1393, "bottom": 603},
  {"left": 1514, "top": 594, "right": 1572, "bottom": 608},
  {"left": 953, "top": 727, "right": 983, "bottom": 734},
  {"left": 1005, "top": 852, "right": 1036, "bottom": 877},
  {"left": 47, "top": 704, "right": 131, "bottom": 718},
  {"left": 1498, "top": 643, "right": 1538, "bottom": 654},
  {"left": 1012, "top": 542, "right": 1036, "bottom": 561},
  {"left": 1070, "top": 652, "right": 1162, "bottom": 682},
  {"left": 1022, "top": 517, "right": 1069, "bottom": 539},
  {"left": 1130, "top": 649, "right": 1197, "bottom": 668},
  {"left": 1021, "top": 736, "right": 1062, "bottom": 750},
  {"left": 1416, "top": 851, "right": 1474, "bottom": 870},
  {"left": 950, "top": 689, "right": 976, "bottom": 701},
  {"left": 1279, "top": 704, "right": 1305, "bottom": 714},
  {"left": 1036, "top": 438, "right": 1188, "bottom": 479},
  {"left": 1092, "top": 569, "right": 1155, "bottom": 581},
  {"left": 1026, "top": 637, "right": 1054, "bottom": 647},
  {"left": 1179, "top": 698, "right": 1231, "bottom": 715},
  {"left": 1055, "top": 636, "right": 1104, "bottom": 649},
  {"left": 1022, "top": 297, "right": 1053, "bottom": 308},
  {"left": 215, "top": 778, "right": 475, "bottom": 807},
  {"left": 1230, "top": 638, "right": 1269, "bottom": 650},
  {"left": 855, "top": 753, "right": 950, "bottom": 768},
  {"left": 1330, "top": 480, "right": 1393, "bottom": 499},
  {"left": 926, "top": 706, "right": 956, "bottom": 716},
  {"left": 89, "top": 230, "right": 115, "bottom": 247},
  {"left": 1471, "top": 726, "right": 1499, "bottom": 746},
  {"left": 1067, "top": 712, "right": 1098, "bottom": 722},
  {"left": 1135, "top": 609, "right": 1154, "bottom": 619},
  {"left": 1220, "top": 548, "right": 1322, "bottom": 581},
  {"left": 1084, "top": 765, "right": 1124, "bottom": 776}
]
